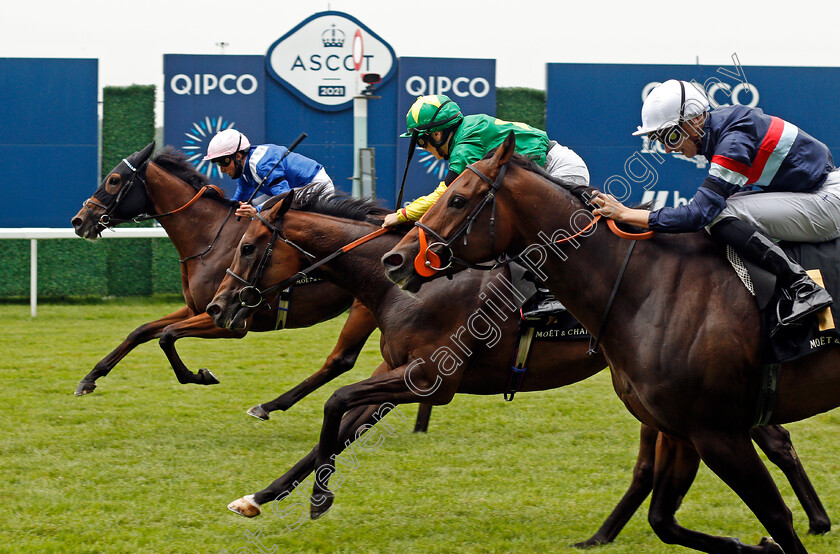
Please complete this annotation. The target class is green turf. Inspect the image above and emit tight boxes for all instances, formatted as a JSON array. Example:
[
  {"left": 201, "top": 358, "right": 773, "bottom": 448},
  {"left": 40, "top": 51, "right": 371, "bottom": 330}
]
[{"left": 1, "top": 298, "right": 839, "bottom": 553}]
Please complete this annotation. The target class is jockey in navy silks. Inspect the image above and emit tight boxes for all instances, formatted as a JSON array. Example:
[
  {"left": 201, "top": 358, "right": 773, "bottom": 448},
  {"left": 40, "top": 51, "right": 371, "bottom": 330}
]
[{"left": 592, "top": 79, "right": 840, "bottom": 330}]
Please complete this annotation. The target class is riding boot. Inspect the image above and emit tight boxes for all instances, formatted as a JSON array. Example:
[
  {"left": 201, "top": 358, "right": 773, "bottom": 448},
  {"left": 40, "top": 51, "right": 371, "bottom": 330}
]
[{"left": 710, "top": 217, "right": 833, "bottom": 330}]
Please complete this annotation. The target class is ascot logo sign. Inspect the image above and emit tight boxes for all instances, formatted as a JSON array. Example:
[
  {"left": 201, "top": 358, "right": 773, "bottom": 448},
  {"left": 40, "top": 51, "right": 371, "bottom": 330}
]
[{"left": 266, "top": 11, "right": 397, "bottom": 111}]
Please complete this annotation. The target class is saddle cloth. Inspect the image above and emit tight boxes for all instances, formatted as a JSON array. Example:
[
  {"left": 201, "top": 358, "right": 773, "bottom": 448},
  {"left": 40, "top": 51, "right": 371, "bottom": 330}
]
[{"left": 519, "top": 293, "right": 590, "bottom": 341}]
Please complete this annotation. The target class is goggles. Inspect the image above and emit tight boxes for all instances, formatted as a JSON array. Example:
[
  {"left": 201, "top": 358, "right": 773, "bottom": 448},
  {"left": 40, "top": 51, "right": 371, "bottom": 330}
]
[
  {"left": 213, "top": 156, "right": 234, "bottom": 167},
  {"left": 651, "top": 125, "right": 685, "bottom": 148}
]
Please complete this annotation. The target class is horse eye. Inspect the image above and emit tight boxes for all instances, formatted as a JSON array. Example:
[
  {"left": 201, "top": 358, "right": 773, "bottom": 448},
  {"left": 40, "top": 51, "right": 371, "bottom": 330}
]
[
  {"left": 449, "top": 195, "right": 467, "bottom": 209},
  {"left": 109, "top": 176, "right": 121, "bottom": 185},
  {"left": 241, "top": 244, "right": 256, "bottom": 256}
]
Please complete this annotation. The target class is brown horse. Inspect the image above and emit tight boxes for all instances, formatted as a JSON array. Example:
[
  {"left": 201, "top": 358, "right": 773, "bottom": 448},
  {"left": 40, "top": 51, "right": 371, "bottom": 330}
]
[
  {"left": 206, "top": 188, "right": 829, "bottom": 546},
  {"left": 383, "top": 132, "right": 840, "bottom": 552},
  {"left": 69, "top": 143, "right": 382, "bottom": 424}
]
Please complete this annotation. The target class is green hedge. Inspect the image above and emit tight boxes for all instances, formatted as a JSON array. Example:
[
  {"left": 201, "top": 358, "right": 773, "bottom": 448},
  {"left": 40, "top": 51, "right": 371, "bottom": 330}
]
[
  {"left": 496, "top": 87, "right": 546, "bottom": 130},
  {"left": 102, "top": 85, "right": 156, "bottom": 175},
  {"left": 0, "top": 238, "right": 182, "bottom": 300},
  {"left": 0, "top": 86, "right": 545, "bottom": 300}
]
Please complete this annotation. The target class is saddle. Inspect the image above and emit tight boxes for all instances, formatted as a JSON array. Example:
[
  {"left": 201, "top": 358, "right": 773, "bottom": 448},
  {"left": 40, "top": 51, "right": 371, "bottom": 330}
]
[{"left": 729, "top": 238, "right": 840, "bottom": 364}]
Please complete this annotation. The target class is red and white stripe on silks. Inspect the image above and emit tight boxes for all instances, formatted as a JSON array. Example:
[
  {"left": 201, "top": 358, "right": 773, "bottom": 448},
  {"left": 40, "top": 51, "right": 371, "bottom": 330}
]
[{"left": 709, "top": 117, "right": 799, "bottom": 188}]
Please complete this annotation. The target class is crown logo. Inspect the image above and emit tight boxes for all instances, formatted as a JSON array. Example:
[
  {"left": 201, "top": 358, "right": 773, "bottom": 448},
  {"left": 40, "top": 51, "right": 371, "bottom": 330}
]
[{"left": 321, "top": 25, "right": 345, "bottom": 48}]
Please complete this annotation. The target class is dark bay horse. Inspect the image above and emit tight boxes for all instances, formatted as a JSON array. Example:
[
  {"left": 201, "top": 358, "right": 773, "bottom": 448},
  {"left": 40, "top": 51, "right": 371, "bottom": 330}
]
[
  {"left": 69, "top": 143, "right": 383, "bottom": 423},
  {"left": 382, "top": 132, "right": 840, "bottom": 553},
  {"left": 206, "top": 188, "right": 828, "bottom": 546}
]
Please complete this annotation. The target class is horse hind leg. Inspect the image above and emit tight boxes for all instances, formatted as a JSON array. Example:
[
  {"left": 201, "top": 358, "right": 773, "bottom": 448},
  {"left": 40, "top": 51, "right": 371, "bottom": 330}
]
[
  {"left": 413, "top": 404, "right": 433, "bottom": 433},
  {"left": 751, "top": 424, "right": 830, "bottom": 535},
  {"left": 573, "top": 424, "right": 658, "bottom": 548},
  {"left": 250, "top": 301, "right": 377, "bottom": 419},
  {"left": 75, "top": 306, "right": 192, "bottom": 395},
  {"left": 158, "top": 312, "right": 245, "bottom": 385}
]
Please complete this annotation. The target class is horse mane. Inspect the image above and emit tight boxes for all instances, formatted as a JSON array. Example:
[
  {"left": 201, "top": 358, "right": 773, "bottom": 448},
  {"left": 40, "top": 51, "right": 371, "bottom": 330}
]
[
  {"left": 263, "top": 184, "right": 390, "bottom": 224},
  {"left": 485, "top": 150, "right": 601, "bottom": 207},
  {"left": 151, "top": 146, "right": 231, "bottom": 205}
]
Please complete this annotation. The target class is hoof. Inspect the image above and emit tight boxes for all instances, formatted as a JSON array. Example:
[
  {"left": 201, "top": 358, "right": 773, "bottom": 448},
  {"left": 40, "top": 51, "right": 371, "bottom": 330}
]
[
  {"left": 310, "top": 492, "right": 334, "bottom": 519},
  {"left": 571, "top": 537, "right": 607, "bottom": 549},
  {"left": 247, "top": 405, "right": 270, "bottom": 421},
  {"left": 74, "top": 380, "right": 97, "bottom": 396},
  {"left": 228, "top": 495, "right": 261, "bottom": 517},
  {"left": 198, "top": 368, "right": 220, "bottom": 385},
  {"left": 808, "top": 519, "right": 830, "bottom": 535},
  {"left": 759, "top": 537, "right": 783, "bottom": 554}
]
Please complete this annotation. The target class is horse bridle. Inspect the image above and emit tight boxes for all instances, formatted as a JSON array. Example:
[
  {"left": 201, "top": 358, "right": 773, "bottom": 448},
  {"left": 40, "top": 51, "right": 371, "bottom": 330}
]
[
  {"left": 414, "top": 162, "right": 508, "bottom": 276},
  {"left": 223, "top": 211, "right": 390, "bottom": 309},
  {"left": 224, "top": 212, "right": 318, "bottom": 308},
  {"left": 82, "top": 157, "right": 149, "bottom": 229},
  {"left": 82, "top": 157, "right": 237, "bottom": 263}
]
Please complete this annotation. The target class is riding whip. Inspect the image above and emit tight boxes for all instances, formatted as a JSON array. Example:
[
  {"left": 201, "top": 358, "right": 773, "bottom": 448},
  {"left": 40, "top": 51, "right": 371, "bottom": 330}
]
[{"left": 395, "top": 132, "right": 418, "bottom": 210}]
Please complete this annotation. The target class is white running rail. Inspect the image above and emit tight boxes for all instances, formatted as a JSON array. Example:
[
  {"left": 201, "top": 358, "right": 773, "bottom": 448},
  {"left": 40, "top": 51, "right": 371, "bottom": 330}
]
[{"left": 0, "top": 227, "right": 168, "bottom": 316}]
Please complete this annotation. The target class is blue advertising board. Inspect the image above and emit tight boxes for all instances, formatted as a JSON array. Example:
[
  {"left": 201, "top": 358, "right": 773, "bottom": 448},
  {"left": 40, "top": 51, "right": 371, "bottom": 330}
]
[
  {"left": 396, "top": 57, "right": 496, "bottom": 209},
  {"left": 0, "top": 58, "right": 98, "bottom": 227},
  {"left": 546, "top": 63, "right": 840, "bottom": 209},
  {"left": 163, "top": 55, "right": 266, "bottom": 197}
]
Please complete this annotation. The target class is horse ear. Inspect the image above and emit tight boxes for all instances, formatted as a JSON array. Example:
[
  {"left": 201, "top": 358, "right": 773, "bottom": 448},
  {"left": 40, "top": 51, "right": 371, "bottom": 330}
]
[
  {"left": 275, "top": 189, "right": 295, "bottom": 219},
  {"left": 137, "top": 141, "right": 155, "bottom": 163},
  {"left": 492, "top": 130, "right": 516, "bottom": 168}
]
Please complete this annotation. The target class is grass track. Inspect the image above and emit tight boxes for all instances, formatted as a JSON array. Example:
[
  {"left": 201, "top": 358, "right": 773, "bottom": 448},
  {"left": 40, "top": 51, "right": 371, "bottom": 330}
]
[{"left": 1, "top": 297, "right": 839, "bottom": 553}]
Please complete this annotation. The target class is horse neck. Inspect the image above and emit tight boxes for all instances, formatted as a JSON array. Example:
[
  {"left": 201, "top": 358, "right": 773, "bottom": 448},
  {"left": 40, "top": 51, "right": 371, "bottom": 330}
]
[
  {"left": 505, "top": 176, "right": 639, "bottom": 336},
  {"left": 144, "top": 163, "right": 241, "bottom": 259},
  {"left": 284, "top": 212, "right": 401, "bottom": 318}
]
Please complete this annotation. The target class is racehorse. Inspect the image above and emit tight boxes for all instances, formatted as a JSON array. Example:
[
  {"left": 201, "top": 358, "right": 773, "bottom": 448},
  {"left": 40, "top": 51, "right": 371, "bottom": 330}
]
[
  {"left": 69, "top": 143, "right": 390, "bottom": 425},
  {"left": 382, "top": 132, "right": 840, "bottom": 553},
  {"left": 207, "top": 188, "right": 829, "bottom": 546}
]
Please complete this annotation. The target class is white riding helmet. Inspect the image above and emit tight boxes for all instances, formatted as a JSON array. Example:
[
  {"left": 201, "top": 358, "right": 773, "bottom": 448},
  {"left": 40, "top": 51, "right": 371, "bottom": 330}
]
[
  {"left": 203, "top": 129, "right": 251, "bottom": 160},
  {"left": 632, "top": 80, "right": 710, "bottom": 136}
]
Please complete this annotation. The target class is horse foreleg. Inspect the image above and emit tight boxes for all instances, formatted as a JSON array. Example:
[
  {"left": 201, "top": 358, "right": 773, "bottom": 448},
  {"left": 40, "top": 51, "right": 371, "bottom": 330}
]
[
  {"left": 229, "top": 401, "right": 389, "bottom": 518},
  {"left": 574, "top": 424, "right": 658, "bottom": 548},
  {"left": 647, "top": 433, "right": 756, "bottom": 552},
  {"left": 250, "top": 301, "right": 377, "bottom": 419},
  {"left": 309, "top": 360, "right": 455, "bottom": 519},
  {"left": 157, "top": 312, "right": 246, "bottom": 385},
  {"left": 75, "top": 306, "right": 192, "bottom": 396},
  {"left": 751, "top": 424, "right": 830, "bottom": 535},
  {"left": 688, "top": 433, "right": 797, "bottom": 553}
]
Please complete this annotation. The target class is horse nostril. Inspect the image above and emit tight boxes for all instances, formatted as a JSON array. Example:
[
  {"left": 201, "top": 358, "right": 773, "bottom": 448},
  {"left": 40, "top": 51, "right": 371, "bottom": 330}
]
[
  {"left": 381, "top": 252, "right": 405, "bottom": 270},
  {"left": 206, "top": 303, "right": 221, "bottom": 317},
  {"left": 71, "top": 217, "right": 82, "bottom": 230}
]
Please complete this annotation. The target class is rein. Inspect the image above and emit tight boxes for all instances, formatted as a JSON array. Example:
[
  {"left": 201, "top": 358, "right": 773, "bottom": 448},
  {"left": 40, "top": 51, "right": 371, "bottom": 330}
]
[
  {"left": 225, "top": 212, "right": 390, "bottom": 308},
  {"left": 412, "top": 159, "right": 655, "bottom": 356},
  {"left": 134, "top": 183, "right": 235, "bottom": 264},
  {"left": 134, "top": 184, "right": 227, "bottom": 222},
  {"left": 413, "top": 162, "right": 654, "bottom": 277}
]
